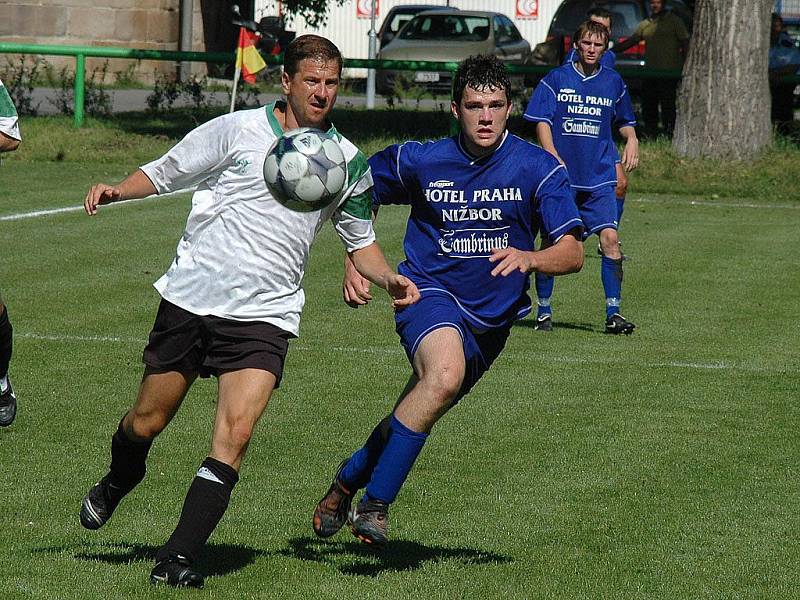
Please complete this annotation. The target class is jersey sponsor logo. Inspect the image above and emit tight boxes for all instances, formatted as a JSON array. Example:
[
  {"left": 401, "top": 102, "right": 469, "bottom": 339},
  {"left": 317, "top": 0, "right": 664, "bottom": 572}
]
[
  {"left": 429, "top": 179, "right": 455, "bottom": 188},
  {"left": 424, "top": 186, "right": 523, "bottom": 204},
  {"left": 231, "top": 157, "right": 252, "bottom": 174},
  {"left": 562, "top": 118, "right": 600, "bottom": 137},
  {"left": 441, "top": 207, "right": 503, "bottom": 223},
  {"left": 438, "top": 227, "right": 511, "bottom": 258}
]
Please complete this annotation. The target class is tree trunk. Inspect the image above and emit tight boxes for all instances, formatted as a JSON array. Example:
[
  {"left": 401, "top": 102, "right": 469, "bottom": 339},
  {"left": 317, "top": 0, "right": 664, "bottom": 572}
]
[{"left": 673, "top": 0, "right": 774, "bottom": 159}]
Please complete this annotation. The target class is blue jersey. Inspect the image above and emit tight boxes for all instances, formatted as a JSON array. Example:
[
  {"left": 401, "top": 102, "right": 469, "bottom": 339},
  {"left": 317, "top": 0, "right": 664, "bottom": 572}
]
[
  {"left": 563, "top": 47, "right": 616, "bottom": 69},
  {"left": 523, "top": 63, "right": 636, "bottom": 190},
  {"left": 369, "top": 132, "right": 582, "bottom": 330}
]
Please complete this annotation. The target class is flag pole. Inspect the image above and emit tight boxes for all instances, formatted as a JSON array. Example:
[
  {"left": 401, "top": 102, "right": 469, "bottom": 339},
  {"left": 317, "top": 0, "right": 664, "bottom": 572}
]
[{"left": 229, "top": 65, "right": 241, "bottom": 113}]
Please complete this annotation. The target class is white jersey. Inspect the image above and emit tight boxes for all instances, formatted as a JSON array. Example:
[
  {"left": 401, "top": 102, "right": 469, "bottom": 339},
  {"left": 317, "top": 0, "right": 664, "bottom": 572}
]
[
  {"left": 140, "top": 101, "right": 375, "bottom": 336},
  {"left": 0, "top": 78, "right": 21, "bottom": 141}
]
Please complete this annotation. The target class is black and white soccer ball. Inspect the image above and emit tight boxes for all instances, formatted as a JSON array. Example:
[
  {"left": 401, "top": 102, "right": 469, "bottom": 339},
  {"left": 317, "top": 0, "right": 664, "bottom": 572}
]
[{"left": 263, "top": 128, "right": 347, "bottom": 212}]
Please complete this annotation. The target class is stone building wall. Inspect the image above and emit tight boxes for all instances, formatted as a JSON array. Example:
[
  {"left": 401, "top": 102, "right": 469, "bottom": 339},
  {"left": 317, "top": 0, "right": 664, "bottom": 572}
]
[{"left": 0, "top": 1, "right": 212, "bottom": 82}]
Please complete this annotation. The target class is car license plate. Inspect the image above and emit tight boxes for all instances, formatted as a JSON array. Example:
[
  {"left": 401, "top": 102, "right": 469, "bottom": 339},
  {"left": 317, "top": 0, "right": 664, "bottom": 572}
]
[{"left": 414, "top": 71, "right": 439, "bottom": 83}]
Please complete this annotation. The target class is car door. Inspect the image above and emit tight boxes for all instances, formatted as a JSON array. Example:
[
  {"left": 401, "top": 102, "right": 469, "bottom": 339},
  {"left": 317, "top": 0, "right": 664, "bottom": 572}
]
[{"left": 493, "top": 14, "right": 530, "bottom": 64}]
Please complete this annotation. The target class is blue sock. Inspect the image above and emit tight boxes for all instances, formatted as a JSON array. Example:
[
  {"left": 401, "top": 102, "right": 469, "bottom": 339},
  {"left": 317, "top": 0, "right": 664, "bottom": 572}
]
[
  {"left": 535, "top": 273, "right": 554, "bottom": 317},
  {"left": 616, "top": 195, "right": 625, "bottom": 223},
  {"left": 601, "top": 256, "right": 623, "bottom": 318},
  {"left": 339, "top": 416, "right": 391, "bottom": 491},
  {"left": 364, "top": 414, "right": 428, "bottom": 505}
]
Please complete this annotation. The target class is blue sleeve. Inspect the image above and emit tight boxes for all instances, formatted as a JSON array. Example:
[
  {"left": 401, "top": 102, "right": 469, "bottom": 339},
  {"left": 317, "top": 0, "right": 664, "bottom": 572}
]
[
  {"left": 602, "top": 51, "right": 616, "bottom": 69},
  {"left": 368, "top": 142, "right": 418, "bottom": 207},
  {"left": 614, "top": 82, "right": 637, "bottom": 129},
  {"left": 562, "top": 48, "right": 576, "bottom": 65},
  {"left": 524, "top": 73, "right": 557, "bottom": 125},
  {"left": 535, "top": 163, "right": 583, "bottom": 242}
]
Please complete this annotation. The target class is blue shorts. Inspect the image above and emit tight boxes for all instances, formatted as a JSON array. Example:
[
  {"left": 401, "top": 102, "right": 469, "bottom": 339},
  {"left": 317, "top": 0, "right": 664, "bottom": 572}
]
[
  {"left": 394, "top": 292, "right": 510, "bottom": 401},
  {"left": 575, "top": 187, "right": 618, "bottom": 238}
]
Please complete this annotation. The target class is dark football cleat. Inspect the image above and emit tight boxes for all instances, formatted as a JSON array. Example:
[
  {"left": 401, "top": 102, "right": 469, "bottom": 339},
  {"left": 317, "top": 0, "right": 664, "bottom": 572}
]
[
  {"left": 313, "top": 460, "right": 354, "bottom": 538},
  {"left": 534, "top": 314, "right": 552, "bottom": 332},
  {"left": 0, "top": 379, "right": 17, "bottom": 427},
  {"left": 605, "top": 313, "right": 636, "bottom": 335},
  {"left": 79, "top": 474, "right": 130, "bottom": 530},
  {"left": 150, "top": 554, "right": 204, "bottom": 588},
  {"left": 349, "top": 497, "right": 389, "bottom": 549}
]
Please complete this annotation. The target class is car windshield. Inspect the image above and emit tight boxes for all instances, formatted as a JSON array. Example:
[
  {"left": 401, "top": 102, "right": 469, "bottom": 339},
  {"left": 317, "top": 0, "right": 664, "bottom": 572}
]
[{"left": 399, "top": 15, "right": 491, "bottom": 41}]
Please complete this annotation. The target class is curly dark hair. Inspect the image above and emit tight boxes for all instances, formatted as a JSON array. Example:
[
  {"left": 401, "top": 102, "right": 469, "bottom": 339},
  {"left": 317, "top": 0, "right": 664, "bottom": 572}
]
[{"left": 452, "top": 55, "right": 511, "bottom": 106}]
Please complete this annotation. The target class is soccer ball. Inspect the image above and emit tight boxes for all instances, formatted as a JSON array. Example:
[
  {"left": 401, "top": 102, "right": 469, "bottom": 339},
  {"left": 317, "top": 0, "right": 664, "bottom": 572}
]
[{"left": 263, "top": 128, "right": 347, "bottom": 212}]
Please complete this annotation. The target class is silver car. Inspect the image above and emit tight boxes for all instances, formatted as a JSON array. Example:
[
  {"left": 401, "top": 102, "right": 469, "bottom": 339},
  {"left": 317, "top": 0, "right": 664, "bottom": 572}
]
[{"left": 377, "top": 10, "right": 531, "bottom": 95}]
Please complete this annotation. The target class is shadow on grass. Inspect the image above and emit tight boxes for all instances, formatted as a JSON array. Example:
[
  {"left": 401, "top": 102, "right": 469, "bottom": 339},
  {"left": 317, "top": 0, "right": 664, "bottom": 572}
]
[
  {"left": 513, "top": 319, "right": 596, "bottom": 333},
  {"left": 281, "top": 536, "right": 511, "bottom": 577},
  {"left": 40, "top": 541, "right": 263, "bottom": 577}
]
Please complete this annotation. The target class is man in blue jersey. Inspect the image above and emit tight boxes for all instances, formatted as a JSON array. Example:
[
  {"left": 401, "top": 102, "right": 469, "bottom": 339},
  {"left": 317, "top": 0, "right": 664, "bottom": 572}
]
[
  {"left": 525, "top": 20, "right": 640, "bottom": 334},
  {"left": 311, "top": 55, "right": 584, "bottom": 548},
  {"left": 563, "top": 8, "right": 629, "bottom": 230}
]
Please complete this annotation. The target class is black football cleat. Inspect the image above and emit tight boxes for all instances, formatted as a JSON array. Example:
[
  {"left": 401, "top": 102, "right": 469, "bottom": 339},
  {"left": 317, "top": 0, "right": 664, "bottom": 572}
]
[
  {"left": 79, "top": 474, "right": 129, "bottom": 530},
  {"left": 349, "top": 497, "right": 389, "bottom": 549},
  {"left": 313, "top": 460, "right": 354, "bottom": 538},
  {"left": 605, "top": 313, "right": 636, "bottom": 335},
  {"left": 150, "top": 554, "right": 204, "bottom": 588},
  {"left": 0, "top": 379, "right": 17, "bottom": 427},
  {"left": 534, "top": 314, "right": 553, "bottom": 332}
]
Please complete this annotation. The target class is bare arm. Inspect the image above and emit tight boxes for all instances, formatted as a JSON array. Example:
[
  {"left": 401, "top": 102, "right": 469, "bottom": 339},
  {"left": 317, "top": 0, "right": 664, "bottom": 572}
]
[
  {"left": 535, "top": 122, "right": 564, "bottom": 164},
  {"left": 618, "top": 125, "right": 639, "bottom": 172},
  {"left": 613, "top": 31, "right": 642, "bottom": 54},
  {"left": 0, "top": 131, "right": 20, "bottom": 152},
  {"left": 489, "top": 230, "right": 584, "bottom": 277},
  {"left": 348, "top": 242, "right": 420, "bottom": 309},
  {"left": 84, "top": 169, "right": 157, "bottom": 216}
]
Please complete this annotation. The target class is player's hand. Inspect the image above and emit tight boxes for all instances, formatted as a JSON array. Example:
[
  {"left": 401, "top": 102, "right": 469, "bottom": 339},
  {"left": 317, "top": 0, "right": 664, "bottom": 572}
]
[
  {"left": 343, "top": 255, "right": 372, "bottom": 308},
  {"left": 621, "top": 138, "right": 639, "bottom": 172},
  {"left": 489, "top": 247, "right": 536, "bottom": 277},
  {"left": 385, "top": 274, "right": 420, "bottom": 309},
  {"left": 84, "top": 183, "right": 121, "bottom": 215}
]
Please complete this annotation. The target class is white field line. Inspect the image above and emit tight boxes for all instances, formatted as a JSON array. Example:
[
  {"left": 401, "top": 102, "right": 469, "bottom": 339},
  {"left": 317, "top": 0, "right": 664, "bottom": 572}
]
[
  {"left": 0, "top": 189, "right": 193, "bottom": 222},
  {"left": 2, "top": 194, "right": 799, "bottom": 222},
  {"left": 16, "top": 332, "right": 797, "bottom": 375}
]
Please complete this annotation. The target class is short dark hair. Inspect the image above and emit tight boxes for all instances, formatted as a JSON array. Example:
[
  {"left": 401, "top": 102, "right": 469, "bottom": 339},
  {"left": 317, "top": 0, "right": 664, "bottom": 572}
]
[
  {"left": 283, "top": 34, "right": 343, "bottom": 77},
  {"left": 573, "top": 19, "right": 609, "bottom": 50},
  {"left": 587, "top": 6, "right": 613, "bottom": 28},
  {"left": 452, "top": 55, "right": 511, "bottom": 106}
]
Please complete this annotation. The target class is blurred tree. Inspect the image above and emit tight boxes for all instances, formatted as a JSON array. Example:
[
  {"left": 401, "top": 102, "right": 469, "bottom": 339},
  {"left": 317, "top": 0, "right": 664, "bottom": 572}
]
[
  {"left": 673, "top": 0, "right": 774, "bottom": 158},
  {"left": 281, "top": 0, "right": 349, "bottom": 28}
]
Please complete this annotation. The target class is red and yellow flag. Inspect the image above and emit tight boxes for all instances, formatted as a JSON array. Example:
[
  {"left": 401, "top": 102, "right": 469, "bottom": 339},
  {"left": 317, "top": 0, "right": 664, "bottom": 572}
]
[{"left": 235, "top": 27, "right": 267, "bottom": 84}]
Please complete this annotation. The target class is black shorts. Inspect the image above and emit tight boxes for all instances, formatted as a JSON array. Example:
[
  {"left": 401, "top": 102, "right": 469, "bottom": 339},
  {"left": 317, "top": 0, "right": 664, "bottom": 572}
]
[{"left": 142, "top": 299, "right": 294, "bottom": 386}]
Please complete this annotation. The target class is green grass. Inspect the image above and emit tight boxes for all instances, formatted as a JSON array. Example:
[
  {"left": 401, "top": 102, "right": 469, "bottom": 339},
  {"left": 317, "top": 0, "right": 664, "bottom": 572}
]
[{"left": 0, "top": 111, "right": 799, "bottom": 598}]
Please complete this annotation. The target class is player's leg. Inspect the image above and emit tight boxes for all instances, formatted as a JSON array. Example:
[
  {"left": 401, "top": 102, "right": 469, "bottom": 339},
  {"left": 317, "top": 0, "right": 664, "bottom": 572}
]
[
  {"left": 661, "top": 79, "right": 678, "bottom": 138},
  {"left": 0, "top": 297, "right": 16, "bottom": 427},
  {"left": 80, "top": 369, "right": 196, "bottom": 531},
  {"left": 152, "top": 368, "right": 276, "bottom": 587},
  {"left": 80, "top": 299, "right": 204, "bottom": 530},
  {"left": 152, "top": 316, "right": 289, "bottom": 587},
  {"left": 348, "top": 327, "right": 465, "bottom": 547},
  {"left": 614, "top": 162, "right": 628, "bottom": 225},
  {"left": 534, "top": 236, "right": 555, "bottom": 331},
  {"left": 598, "top": 226, "right": 635, "bottom": 335}
]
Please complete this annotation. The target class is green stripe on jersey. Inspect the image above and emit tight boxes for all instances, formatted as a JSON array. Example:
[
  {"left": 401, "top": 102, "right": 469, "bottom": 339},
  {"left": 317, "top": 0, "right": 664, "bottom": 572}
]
[
  {"left": 341, "top": 151, "right": 372, "bottom": 220},
  {"left": 0, "top": 82, "right": 18, "bottom": 118}
]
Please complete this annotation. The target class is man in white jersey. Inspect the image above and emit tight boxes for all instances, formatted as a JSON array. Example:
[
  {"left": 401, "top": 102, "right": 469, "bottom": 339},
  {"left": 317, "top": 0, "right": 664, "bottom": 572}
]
[
  {"left": 0, "top": 76, "right": 21, "bottom": 428},
  {"left": 79, "top": 35, "right": 419, "bottom": 589}
]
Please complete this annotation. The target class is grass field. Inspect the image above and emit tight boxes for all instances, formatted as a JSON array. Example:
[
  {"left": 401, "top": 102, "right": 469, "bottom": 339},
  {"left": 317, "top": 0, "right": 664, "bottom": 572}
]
[{"left": 1, "top": 111, "right": 799, "bottom": 599}]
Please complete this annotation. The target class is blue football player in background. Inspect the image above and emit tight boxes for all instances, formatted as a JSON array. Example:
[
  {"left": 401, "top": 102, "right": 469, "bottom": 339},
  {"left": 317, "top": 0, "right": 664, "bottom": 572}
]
[
  {"left": 312, "top": 55, "right": 585, "bottom": 548},
  {"left": 563, "top": 7, "right": 630, "bottom": 231},
  {"left": 525, "top": 20, "right": 640, "bottom": 334}
]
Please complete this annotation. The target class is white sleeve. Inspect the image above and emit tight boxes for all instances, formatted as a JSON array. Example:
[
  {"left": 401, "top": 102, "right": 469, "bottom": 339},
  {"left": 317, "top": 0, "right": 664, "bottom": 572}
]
[{"left": 140, "top": 113, "right": 240, "bottom": 193}]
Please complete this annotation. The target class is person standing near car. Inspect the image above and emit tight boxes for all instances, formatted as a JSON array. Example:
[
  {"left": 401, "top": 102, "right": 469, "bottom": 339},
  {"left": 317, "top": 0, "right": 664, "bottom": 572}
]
[
  {"left": 614, "top": 0, "right": 689, "bottom": 137},
  {"left": 525, "top": 20, "right": 639, "bottom": 334}
]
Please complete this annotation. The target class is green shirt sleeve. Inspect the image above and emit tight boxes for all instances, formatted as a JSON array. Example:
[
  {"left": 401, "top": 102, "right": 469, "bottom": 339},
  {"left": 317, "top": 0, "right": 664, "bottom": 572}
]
[{"left": 339, "top": 150, "right": 373, "bottom": 220}]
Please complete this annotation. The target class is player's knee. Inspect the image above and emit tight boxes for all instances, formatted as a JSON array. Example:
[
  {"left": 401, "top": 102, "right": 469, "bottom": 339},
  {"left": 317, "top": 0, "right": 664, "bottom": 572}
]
[
  {"left": 127, "top": 411, "right": 167, "bottom": 441},
  {"left": 221, "top": 419, "right": 256, "bottom": 453},
  {"left": 426, "top": 366, "right": 464, "bottom": 406}
]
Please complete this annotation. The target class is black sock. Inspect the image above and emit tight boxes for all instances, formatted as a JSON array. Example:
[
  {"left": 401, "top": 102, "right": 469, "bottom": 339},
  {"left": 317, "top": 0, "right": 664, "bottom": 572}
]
[
  {"left": 0, "top": 306, "right": 12, "bottom": 379},
  {"left": 156, "top": 457, "right": 239, "bottom": 565},
  {"left": 109, "top": 418, "right": 152, "bottom": 492}
]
